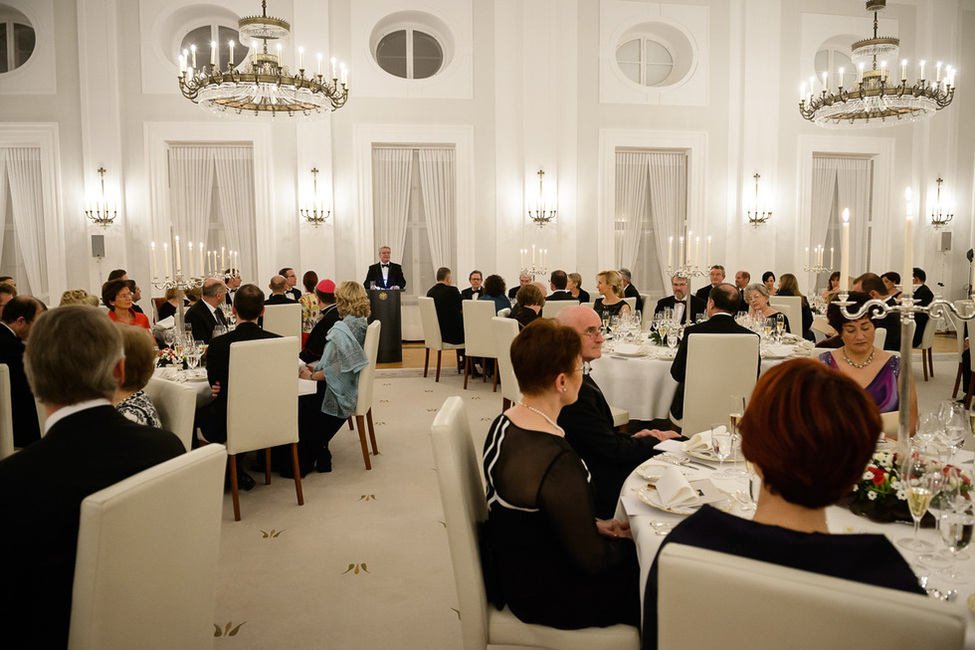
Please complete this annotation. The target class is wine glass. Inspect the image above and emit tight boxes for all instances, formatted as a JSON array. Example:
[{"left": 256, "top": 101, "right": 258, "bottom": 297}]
[
  {"left": 666, "top": 330, "right": 679, "bottom": 350},
  {"left": 711, "top": 424, "right": 733, "bottom": 480},
  {"left": 940, "top": 408, "right": 967, "bottom": 464},
  {"left": 727, "top": 395, "right": 747, "bottom": 476},
  {"left": 915, "top": 412, "right": 940, "bottom": 451},
  {"left": 897, "top": 452, "right": 935, "bottom": 552},
  {"left": 212, "top": 324, "right": 228, "bottom": 339},
  {"left": 762, "top": 318, "right": 773, "bottom": 339},
  {"left": 184, "top": 345, "right": 201, "bottom": 374},
  {"left": 162, "top": 327, "right": 175, "bottom": 349},
  {"left": 938, "top": 499, "right": 974, "bottom": 583},
  {"left": 775, "top": 313, "right": 785, "bottom": 340}
]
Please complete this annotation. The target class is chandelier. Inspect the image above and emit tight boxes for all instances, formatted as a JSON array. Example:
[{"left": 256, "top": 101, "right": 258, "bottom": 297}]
[
  {"left": 527, "top": 169, "right": 556, "bottom": 226},
  {"left": 300, "top": 168, "right": 330, "bottom": 226},
  {"left": 798, "top": 0, "right": 955, "bottom": 129},
  {"left": 177, "top": 1, "right": 348, "bottom": 119}
]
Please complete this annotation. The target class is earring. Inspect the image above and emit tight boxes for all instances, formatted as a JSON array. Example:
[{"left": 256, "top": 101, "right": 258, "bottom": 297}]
[{"left": 562, "top": 387, "right": 567, "bottom": 393}]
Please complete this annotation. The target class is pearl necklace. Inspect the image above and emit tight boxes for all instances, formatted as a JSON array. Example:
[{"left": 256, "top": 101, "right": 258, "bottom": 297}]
[
  {"left": 518, "top": 401, "right": 565, "bottom": 436},
  {"left": 842, "top": 347, "right": 875, "bottom": 369}
]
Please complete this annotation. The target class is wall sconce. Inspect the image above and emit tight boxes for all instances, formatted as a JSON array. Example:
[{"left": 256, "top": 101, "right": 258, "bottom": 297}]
[
  {"left": 85, "top": 167, "right": 118, "bottom": 227},
  {"left": 299, "top": 167, "right": 330, "bottom": 226},
  {"left": 931, "top": 177, "right": 954, "bottom": 229},
  {"left": 746, "top": 173, "right": 771, "bottom": 227},
  {"left": 527, "top": 169, "right": 556, "bottom": 226}
]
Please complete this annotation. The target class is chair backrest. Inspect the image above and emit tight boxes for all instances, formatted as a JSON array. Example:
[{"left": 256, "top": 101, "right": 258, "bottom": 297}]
[
  {"left": 657, "top": 543, "right": 965, "bottom": 650},
  {"left": 874, "top": 327, "right": 887, "bottom": 350},
  {"left": 68, "top": 445, "right": 227, "bottom": 650},
  {"left": 463, "top": 299, "right": 498, "bottom": 358},
  {"left": 226, "top": 337, "right": 299, "bottom": 455},
  {"left": 492, "top": 317, "right": 521, "bottom": 406},
  {"left": 430, "top": 397, "right": 490, "bottom": 649},
  {"left": 541, "top": 301, "right": 575, "bottom": 319},
  {"left": 769, "top": 296, "right": 802, "bottom": 334},
  {"left": 262, "top": 303, "right": 302, "bottom": 352},
  {"left": 640, "top": 294, "right": 651, "bottom": 328},
  {"left": 354, "top": 321, "right": 382, "bottom": 416},
  {"left": 622, "top": 296, "right": 637, "bottom": 313},
  {"left": 144, "top": 376, "right": 197, "bottom": 451},
  {"left": 683, "top": 333, "right": 759, "bottom": 437},
  {"left": 917, "top": 314, "right": 937, "bottom": 350},
  {"left": 0, "top": 364, "right": 13, "bottom": 459},
  {"left": 418, "top": 296, "right": 445, "bottom": 349},
  {"left": 581, "top": 301, "right": 596, "bottom": 311}
]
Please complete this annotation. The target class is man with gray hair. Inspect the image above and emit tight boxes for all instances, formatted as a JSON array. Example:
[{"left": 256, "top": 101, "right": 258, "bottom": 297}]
[
  {"left": 620, "top": 267, "right": 644, "bottom": 313},
  {"left": 0, "top": 306, "right": 184, "bottom": 647},
  {"left": 184, "top": 278, "right": 228, "bottom": 343}
]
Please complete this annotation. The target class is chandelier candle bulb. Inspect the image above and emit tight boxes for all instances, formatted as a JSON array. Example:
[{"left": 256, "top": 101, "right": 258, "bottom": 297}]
[
  {"left": 341, "top": 64, "right": 348, "bottom": 87},
  {"left": 822, "top": 71, "right": 828, "bottom": 92},
  {"left": 331, "top": 57, "right": 337, "bottom": 80},
  {"left": 190, "top": 44, "right": 197, "bottom": 69},
  {"left": 840, "top": 209, "right": 850, "bottom": 292},
  {"left": 858, "top": 63, "right": 864, "bottom": 84},
  {"left": 228, "top": 41, "right": 235, "bottom": 70},
  {"left": 920, "top": 60, "right": 926, "bottom": 81},
  {"left": 837, "top": 67, "right": 844, "bottom": 89},
  {"left": 179, "top": 54, "right": 185, "bottom": 75},
  {"left": 317, "top": 53, "right": 322, "bottom": 76},
  {"left": 901, "top": 59, "right": 907, "bottom": 82},
  {"left": 151, "top": 242, "right": 158, "bottom": 280},
  {"left": 299, "top": 47, "right": 304, "bottom": 70}
]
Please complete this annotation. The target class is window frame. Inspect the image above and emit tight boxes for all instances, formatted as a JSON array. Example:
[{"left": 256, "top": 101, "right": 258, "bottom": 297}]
[
  {"left": 0, "top": 18, "right": 34, "bottom": 74},
  {"left": 374, "top": 25, "right": 445, "bottom": 80},
  {"left": 616, "top": 35, "right": 675, "bottom": 88}
]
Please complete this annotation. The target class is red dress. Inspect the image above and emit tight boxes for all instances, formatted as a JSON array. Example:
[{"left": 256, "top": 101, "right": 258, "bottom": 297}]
[{"left": 108, "top": 309, "right": 151, "bottom": 331}]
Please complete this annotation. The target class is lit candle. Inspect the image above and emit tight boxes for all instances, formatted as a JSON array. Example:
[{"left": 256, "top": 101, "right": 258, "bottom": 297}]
[
  {"left": 174, "top": 235, "right": 181, "bottom": 275},
  {"left": 901, "top": 59, "right": 907, "bottom": 82},
  {"left": 857, "top": 63, "right": 864, "bottom": 84},
  {"left": 317, "top": 53, "right": 322, "bottom": 76},
  {"left": 679, "top": 236, "right": 684, "bottom": 268},
  {"left": 331, "top": 57, "right": 337, "bottom": 80},
  {"left": 229, "top": 41, "right": 235, "bottom": 69},
  {"left": 840, "top": 209, "right": 850, "bottom": 292},
  {"left": 920, "top": 60, "right": 926, "bottom": 80},
  {"left": 829, "top": 247, "right": 834, "bottom": 269},
  {"left": 341, "top": 64, "right": 348, "bottom": 86},
  {"left": 190, "top": 44, "right": 197, "bottom": 69},
  {"left": 179, "top": 54, "right": 185, "bottom": 75},
  {"left": 151, "top": 242, "right": 158, "bottom": 280},
  {"left": 668, "top": 237, "right": 673, "bottom": 268},
  {"left": 532, "top": 244, "right": 536, "bottom": 266},
  {"left": 880, "top": 60, "right": 887, "bottom": 82},
  {"left": 233, "top": 251, "right": 238, "bottom": 273},
  {"left": 936, "top": 61, "right": 942, "bottom": 83},
  {"left": 694, "top": 236, "right": 700, "bottom": 267},
  {"left": 187, "top": 241, "right": 194, "bottom": 277},
  {"left": 199, "top": 243, "right": 205, "bottom": 278},
  {"left": 837, "top": 67, "right": 844, "bottom": 89},
  {"left": 299, "top": 47, "right": 305, "bottom": 70},
  {"left": 822, "top": 70, "right": 829, "bottom": 92},
  {"left": 206, "top": 250, "right": 212, "bottom": 275},
  {"left": 903, "top": 188, "right": 914, "bottom": 300},
  {"left": 163, "top": 242, "right": 170, "bottom": 279},
  {"left": 707, "top": 236, "right": 712, "bottom": 268},
  {"left": 804, "top": 247, "right": 809, "bottom": 268},
  {"left": 221, "top": 246, "right": 226, "bottom": 271},
  {"left": 210, "top": 41, "right": 216, "bottom": 67}
]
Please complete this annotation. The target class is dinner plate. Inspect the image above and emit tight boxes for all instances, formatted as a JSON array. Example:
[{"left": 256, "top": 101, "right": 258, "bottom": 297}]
[
  {"left": 637, "top": 485, "right": 735, "bottom": 516},
  {"left": 678, "top": 442, "right": 744, "bottom": 463},
  {"left": 611, "top": 349, "right": 646, "bottom": 358},
  {"left": 635, "top": 462, "right": 663, "bottom": 481}
]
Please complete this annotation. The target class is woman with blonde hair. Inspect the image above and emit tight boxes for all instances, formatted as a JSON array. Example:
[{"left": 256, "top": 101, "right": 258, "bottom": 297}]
[
  {"left": 113, "top": 323, "right": 162, "bottom": 428},
  {"left": 593, "top": 270, "right": 630, "bottom": 319},
  {"left": 59, "top": 289, "right": 99, "bottom": 307}
]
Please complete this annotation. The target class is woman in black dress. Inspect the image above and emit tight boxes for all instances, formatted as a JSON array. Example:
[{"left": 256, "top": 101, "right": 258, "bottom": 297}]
[
  {"left": 507, "top": 283, "right": 545, "bottom": 329},
  {"left": 593, "top": 270, "right": 631, "bottom": 319},
  {"left": 483, "top": 319, "right": 640, "bottom": 630},
  {"left": 567, "top": 272, "right": 591, "bottom": 303}
]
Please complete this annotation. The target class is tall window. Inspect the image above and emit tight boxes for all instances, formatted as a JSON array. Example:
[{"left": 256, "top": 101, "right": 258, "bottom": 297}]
[
  {"left": 376, "top": 28, "right": 444, "bottom": 79},
  {"left": 810, "top": 156, "right": 873, "bottom": 289},
  {"left": 0, "top": 147, "right": 47, "bottom": 299},
  {"left": 0, "top": 5, "right": 34, "bottom": 73}
]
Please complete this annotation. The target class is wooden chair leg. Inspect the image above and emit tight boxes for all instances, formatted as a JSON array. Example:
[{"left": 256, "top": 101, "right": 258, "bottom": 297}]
[
  {"left": 953, "top": 362, "right": 962, "bottom": 398},
  {"left": 482, "top": 358, "right": 487, "bottom": 383},
  {"left": 424, "top": 348, "right": 430, "bottom": 378},
  {"left": 923, "top": 350, "right": 930, "bottom": 382},
  {"left": 366, "top": 408, "right": 379, "bottom": 455},
  {"left": 348, "top": 417, "right": 354, "bottom": 431},
  {"left": 435, "top": 350, "right": 443, "bottom": 382},
  {"left": 355, "top": 415, "right": 372, "bottom": 470},
  {"left": 264, "top": 449, "right": 272, "bottom": 484},
  {"left": 492, "top": 359, "right": 499, "bottom": 393},
  {"left": 927, "top": 348, "right": 934, "bottom": 378},
  {"left": 289, "top": 443, "right": 305, "bottom": 506},
  {"left": 229, "top": 454, "right": 241, "bottom": 522}
]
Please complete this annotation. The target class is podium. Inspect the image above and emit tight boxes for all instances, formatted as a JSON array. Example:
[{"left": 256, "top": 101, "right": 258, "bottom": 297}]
[{"left": 368, "top": 289, "right": 402, "bottom": 363}]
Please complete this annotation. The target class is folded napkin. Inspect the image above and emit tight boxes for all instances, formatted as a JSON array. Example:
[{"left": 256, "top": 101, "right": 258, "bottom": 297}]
[
  {"left": 655, "top": 466, "right": 700, "bottom": 509},
  {"left": 683, "top": 428, "right": 719, "bottom": 453},
  {"left": 155, "top": 316, "right": 175, "bottom": 330},
  {"left": 763, "top": 343, "right": 794, "bottom": 357},
  {"left": 613, "top": 343, "right": 641, "bottom": 355}
]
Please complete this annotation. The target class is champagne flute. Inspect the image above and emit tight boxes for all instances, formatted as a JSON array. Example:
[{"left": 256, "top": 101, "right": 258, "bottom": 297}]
[
  {"left": 775, "top": 313, "right": 785, "bottom": 340},
  {"left": 897, "top": 452, "right": 935, "bottom": 552},
  {"left": 727, "top": 395, "right": 747, "bottom": 476},
  {"left": 762, "top": 318, "right": 773, "bottom": 339},
  {"left": 938, "top": 499, "right": 974, "bottom": 583},
  {"left": 711, "top": 425, "right": 733, "bottom": 480}
]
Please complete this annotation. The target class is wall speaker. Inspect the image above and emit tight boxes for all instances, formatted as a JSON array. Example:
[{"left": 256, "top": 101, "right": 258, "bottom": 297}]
[{"left": 91, "top": 234, "right": 105, "bottom": 258}]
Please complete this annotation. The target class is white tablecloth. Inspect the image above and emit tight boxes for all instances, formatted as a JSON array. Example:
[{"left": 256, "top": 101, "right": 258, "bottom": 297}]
[{"left": 615, "top": 449, "right": 975, "bottom": 647}]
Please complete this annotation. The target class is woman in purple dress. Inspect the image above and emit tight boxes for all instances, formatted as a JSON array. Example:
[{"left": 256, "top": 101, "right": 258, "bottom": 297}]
[{"left": 818, "top": 291, "right": 917, "bottom": 437}]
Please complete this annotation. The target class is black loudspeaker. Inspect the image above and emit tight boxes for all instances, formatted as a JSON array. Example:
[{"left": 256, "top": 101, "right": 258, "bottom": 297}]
[
  {"left": 937, "top": 231, "right": 951, "bottom": 252},
  {"left": 91, "top": 234, "right": 105, "bottom": 258}
]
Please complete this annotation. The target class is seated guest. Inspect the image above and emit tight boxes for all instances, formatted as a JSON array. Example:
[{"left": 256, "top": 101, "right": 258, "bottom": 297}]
[
  {"left": 776, "top": 273, "right": 814, "bottom": 341},
  {"left": 113, "top": 323, "right": 162, "bottom": 428},
  {"left": 461, "top": 270, "right": 484, "bottom": 301},
  {"left": 853, "top": 272, "right": 900, "bottom": 352},
  {"left": 0, "top": 306, "right": 183, "bottom": 647},
  {"left": 619, "top": 268, "right": 644, "bottom": 313},
  {"left": 299, "top": 270, "right": 322, "bottom": 346},
  {"left": 298, "top": 281, "right": 371, "bottom": 474},
  {"left": 567, "top": 272, "right": 590, "bottom": 303},
  {"left": 643, "top": 359, "right": 925, "bottom": 649},
  {"left": 300, "top": 279, "right": 340, "bottom": 363},
  {"left": 881, "top": 271, "right": 902, "bottom": 300},
  {"left": 427, "top": 265, "right": 465, "bottom": 340},
  {"left": 509, "top": 284, "right": 545, "bottom": 329},
  {"left": 508, "top": 273, "right": 531, "bottom": 300},
  {"left": 158, "top": 287, "right": 181, "bottom": 321},
  {"left": 654, "top": 275, "right": 704, "bottom": 326},
  {"left": 557, "top": 306, "right": 678, "bottom": 518},
  {"left": 483, "top": 319, "right": 640, "bottom": 630},
  {"left": 821, "top": 270, "right": 842, "bottom": 301},
  {"left": 184, "top": 279, "right": 228, "bottom": 343},
  {"left": 266, "top": 275, "right": 293, "bottom": 305},
  {"left": 547, "top": 269, "right": 574, "bottom": 301},
  {"left": 734, "top": 270, "right": 750, "bottom": 306},
  {"left": 59, "top": 288, "right": 99, "bottom": 307},
  {"left": 694, "top": 265, "right": 726, "bottom": 303},
  {"left": 102, "top": 279, "right": 151, "bottom": 331},
  {"left": 0, "top": 295, "right": 45, "bottom": 447},
  {"left": 911, "top": 267, "right": 935, "bottom": 347},
  {"left": 762, "top": 270, "right": 777, "bottom": 295},
  {"left": 594, "top": 270, "right": 631, "bottom": 319},
  {"left": 478, "top": 274, "right": 511, "bottom": 314},
  {"left": 819, "top": 291, "right": 917, "bottom": 437},
  {"left": 744, "top": 282, "right": 791, "bottom": 333},
  {"left": 184, "top": 286, "right": 202, "bottom": 306},
  {"left": 107, "top": 268, "right": 127, "bottom": 281},
  {"left": 224, "top": 270, "right": 242, "bottom": 305},
  {"left": 126, "top": 279, "right": 146, "bottom": 314},
  {"left": 280, "top": 267, "right": 302, "bottom": 301},
  {"left": 669, "top": 284, "right": 758, "bottom": 425},
  {"left": 0, "top": 281, "right": 16, "bottom": 320}
]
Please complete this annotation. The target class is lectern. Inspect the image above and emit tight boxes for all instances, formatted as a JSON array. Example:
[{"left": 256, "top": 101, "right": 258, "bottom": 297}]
[{"left": 368, "top": 289, "right": 402, "bottom": 363}]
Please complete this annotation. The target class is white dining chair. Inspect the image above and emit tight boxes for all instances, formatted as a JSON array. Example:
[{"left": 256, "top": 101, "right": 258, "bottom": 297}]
[
  {"left": 657, "top": 543, "right": 965, "bottom": 650},
  {"left": 497, "top": 307, "right": 511, "bottom": 318},
  {"left": 419, "top": 296, "right": 464, "bottom": 382},
  {"left": 0, "top": 364, "right": 13, "bottom": 459},
  {"left": 491, "top": 317, "right": 521, "bottom": 411},
  {"left": 676, "top": 333, "right": 760, "bottom": 437},
  {"left": 622, "top": 296, "right": 637, "bottom": 313},
  {"left": 950, "top": 305, "right": 968, "bottom": 400},
  {"left": 430, "top": 397, "right": 640, "bottom": 650},
  {"left": 349, "top": 320, "right": 381, "bottom": 470},
  {"left": 462, "top": 299, "right": 499, "bottom": 391},
  {"left": 262, "top": 303, "right": 302, "bottom": 353},
  {"left": 769, "top": 295, "right": 801, "bottom": 335},
  {"left": 144, "top": 376, "right": 197, "bottom": 451},
  {"left": 226, "top": 336, "right": 303, "bottom": 521},
  {"left": 914, "top": 315, "right": 937, "bottom": 381},
  {"left": 68, "top": 445, "right": 227, "bottom": 650},
  {"left": 541, "top": 301, "right": 574, "bottom": 319},
  {"left": 874, "top": 327, "right": 887, "bottom": 350}
]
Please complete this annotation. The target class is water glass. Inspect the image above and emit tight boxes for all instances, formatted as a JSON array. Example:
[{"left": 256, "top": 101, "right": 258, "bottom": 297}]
[
  {"left": 711, "top": 424, "right": 733, "bottom": 480},
  {"left": 938, "top": 499, "right": 974, "bottom": 583}
]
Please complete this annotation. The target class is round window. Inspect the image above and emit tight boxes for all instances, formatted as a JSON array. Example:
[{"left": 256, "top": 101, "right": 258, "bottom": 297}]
[
  {"left": 0, "top": 4, "right": 35, "bottom": 74},
  {"left": 616, "top": 37, "right": 674, "bottom": 87},
  {"left": 180, "top": 24, "right": 247, "bottom": 71},
  {"left": 376, "top": 28, "right": 444, "bottom": 80}
]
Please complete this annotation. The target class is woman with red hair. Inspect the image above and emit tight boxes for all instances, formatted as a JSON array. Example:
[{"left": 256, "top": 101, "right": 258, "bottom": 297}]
[{"left": 641, "top": 358, "right": 923, "bottom": 650}]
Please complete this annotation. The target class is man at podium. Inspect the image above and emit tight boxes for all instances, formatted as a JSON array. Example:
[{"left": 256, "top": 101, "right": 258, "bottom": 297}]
[{"left": 363, "top": 246, "right": 407, "bottom": 291}]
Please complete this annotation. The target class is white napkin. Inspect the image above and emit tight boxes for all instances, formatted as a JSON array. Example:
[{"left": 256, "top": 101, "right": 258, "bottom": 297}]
[
  {"left": 155, "top": 316, "right": 175, "bottom": 330},
  {"left": 655, "top": 465, "right": 700, "bottom": 509},
  {"left": 683, "top": 428, "right": 718, "bottom": 452},
  {"left": 613, "top": 343, "right": 640, "bottom": 355}
]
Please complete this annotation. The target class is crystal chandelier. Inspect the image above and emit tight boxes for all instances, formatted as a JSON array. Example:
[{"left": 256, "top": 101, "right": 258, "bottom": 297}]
[
  {"left": 798, "top": 0, "right": 955, "bottom": 129},
  {"left": 177, "top": 1, "right": 348, "bottom": 119}
]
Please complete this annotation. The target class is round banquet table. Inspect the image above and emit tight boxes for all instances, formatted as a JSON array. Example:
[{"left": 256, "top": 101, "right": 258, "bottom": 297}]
[{"left": 614, "top": 448, "right": 975, "bottom": 647}]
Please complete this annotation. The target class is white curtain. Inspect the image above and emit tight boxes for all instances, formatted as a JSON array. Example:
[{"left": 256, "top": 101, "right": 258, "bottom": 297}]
[
  {"left": 646, "top": 152, "right": 687, "bottom": 290},
  {"left": 810, "top": 157, "right": 840, "bottom": 262},
  {"left": 0, "top": 150, "right": 8, "bottom": 258},
  {"left": 213, "top": 147, "right": 256, "bottom": 275},
  {"left": 168, "top": 146, "right": 214, "bottom": 250},
  {"left": 417, "top": 148, "right": 455, "bottom": 270},
  {"left": 4, "top": 147, "right": 46, "bottom": 297},
  {"left": 834, "top": 158, "right": 873, "bottom": 274},
  {"left": 372, "top": 147, "right": 413, "bottom": 257},
  {"left": 615, "top": 152, "right": 649, "bottom": 272}
]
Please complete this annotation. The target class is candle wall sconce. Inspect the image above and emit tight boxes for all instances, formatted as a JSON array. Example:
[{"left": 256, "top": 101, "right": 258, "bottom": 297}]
[
  {"left": 85, "top": 167, "right": 118, "bottom": 227},
  {"left": 527, "top": 169, "right": 556, "bottom": 226},
  {"left": 930, "top": 177, "right": 954, "bottom": 229},
  {"left": 300, "top": 167, "right": 331, "bottom": 226},
  {"left": 746, "top": 173, "right": 771, "bottom": 227}
]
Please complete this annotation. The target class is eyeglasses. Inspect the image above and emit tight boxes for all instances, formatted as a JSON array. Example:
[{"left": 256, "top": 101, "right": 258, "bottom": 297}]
[{"left": 582, "top": 327, "right": 603, "bottom": 339}]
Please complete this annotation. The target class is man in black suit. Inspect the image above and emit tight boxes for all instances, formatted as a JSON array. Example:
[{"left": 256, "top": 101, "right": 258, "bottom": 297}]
[
  {"left": 694, "top": 265, "right": 726, "bottom": 302},
  {"left": 363, "top": 246, "right": 407, "bottom": 290},
  {"left": 654, "top": 275, "right": 706, "bottom": 326},
  {"left": 0, "top": 296, "right": 45, "bottom": 447},
  {"left": 669, "top": 284, "right": 759, "bottom": 423},
  {"left": 0, "top": 280, "right": 15, "bottom": 320},
  {"left": 734, "top": 270, "right": 751, "bottom": 307},
  {"left": 224, "top": 270, "right": 242, "bottom": 305},
  {"left": 853, "top": 272, "right": 900, "bottom": 352},
  {"left": 912, "top": 267, "right": 935, "bottom": 347},
  {"left": 279, "top": 267, "right": 302, "bottom": 301},
  {"left": 557, "top": 306, "right": 679, "bottom": 518},
  {"left": 265, "top": 275, "right": 293, "bottom": 305},
  {"left": 300, "top": 279, "right": 341, "bottom": 363},
  {"left": 427, "top": 267, "right": 465, "bottom": 346},
  {"left": 184, "top": 278, "right": 228, "bottom": 343},
  {"left": 0, "top": 305, "right": 183, "bottom": 648},
  {"left": 619, "top": 268, "right": 644, "bottom": 312},
  {"left": 460, "top": 270, "right": 483, "bottom": 301},
  {"left": 508, "top": 273, "right": 531, "bottom": 300},
  {"left": 547, "top": 269, "right": 575, "bottom": 301}
]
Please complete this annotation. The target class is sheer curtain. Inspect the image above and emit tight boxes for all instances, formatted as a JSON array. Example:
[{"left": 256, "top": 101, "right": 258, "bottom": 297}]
[
  {"left": 372, "top": 147, "right": 413, "bottom": 256},
  {"left": 417, "top": 148, "right": 455, "bottom": 269},
  {"left": 168, "top": 146, "right": 215, "bottom": 249},
  {"left": 0, "top": 150, "right": 7, "bottom": 257},
  {"left": 212, "top": 147, "right": 256, "bottom": 274},
  {"left": 834, "top": 158, "right": 873, "bottom": 274},
  {"left": 646, "top": 152, "right": 687, "bottom": 290},
  {"left": 810, "top": 157, "right": 839, "bottom": 262},
  {"left": 615, "top": 152, "right": 649, "bottom": 272},
  {"left": 4, "top": 147, "right": 46, "bottom": 297}
]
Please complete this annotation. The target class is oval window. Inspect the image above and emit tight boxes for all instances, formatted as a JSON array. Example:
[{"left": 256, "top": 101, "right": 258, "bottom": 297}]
[
  {"left": 0, "top": 5, "right": 35, "bottom": 74},
  {"left": 376, "top": 28, "right": 444, "bottom": 80}
]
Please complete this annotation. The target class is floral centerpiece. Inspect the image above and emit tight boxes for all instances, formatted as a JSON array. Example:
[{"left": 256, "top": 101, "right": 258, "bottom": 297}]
[
  {"left": 156, "top": 347, "right": 183, "bottom": 368},
  {"left": 843, "top": 449, "right": 972, "bottom": 525}
]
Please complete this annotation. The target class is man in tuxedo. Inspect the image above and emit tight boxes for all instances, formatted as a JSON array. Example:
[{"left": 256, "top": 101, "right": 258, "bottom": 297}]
[
  {"left": 548, "top": 269, "right": 574, "bottom": 301},
  {"left": 0, "top": 305, "right": 183, "bottom": 647},
  {"left": 694, "top": 265, "right": 726, "bottom": 302},
  {"left": 508, "top": 273, "right": 531, "bottom": 300},
  {"left": 853, "top": 272, "right": 900, "bottom": 352},
  {"left": 0, "top": 296, "right": 45, "bottom": 447},
  {"left": 619, "top": 268, "right": 644, "bottom": 312},
  {"left": 654, "top": 275, "right": 706, "bottom": 326},
  {"left": 557, "top": 306, "right": 678, "bottom": 518},
  {"left": 427, "top": 267, "right": 465, "bottom": 346},
  {"left": 460, "top": 270, "right": 483, "bottom": 301},
  {"left": 363, "top": 246, "right": 407, "bottom": 290},
  {"left": 279, "top": 267, "right": 302, "bottom": 301},
  {"left": 669, "top": 284, "right": 759, "bottom": 424},
  {"left": 184, "top": 278, "right": 228, "bottom": 343},
  {"left": 734, "top": 270, "right": 751, "bottom": 306},
  {"left": 265, "top": 275, "right": 293, "bottom": 305},
  {"left": 0, "top": 281, "right": 15, "bottom": 320},
  {"left": 300, "top": 279, "right": 341, "bottom": 363},
  {"left": 912, "top": 267, "right": 935, "bottom": 347},
  {"left": 224, "top": 270, "right": 242, "bottom": 305}
]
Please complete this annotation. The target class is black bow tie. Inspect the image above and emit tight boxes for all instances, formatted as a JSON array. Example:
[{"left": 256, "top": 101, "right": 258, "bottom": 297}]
[
  {"left": 381, "top": 264, "right": 389, "bottom": 268},
  {"left": 675, "top": 299, "right": 685, "bottom": 304}
]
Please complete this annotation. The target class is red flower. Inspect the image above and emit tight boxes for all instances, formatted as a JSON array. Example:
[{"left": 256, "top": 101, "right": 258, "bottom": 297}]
[{"left": 870, "top": 468, "right": 886, "bottom": 485}]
